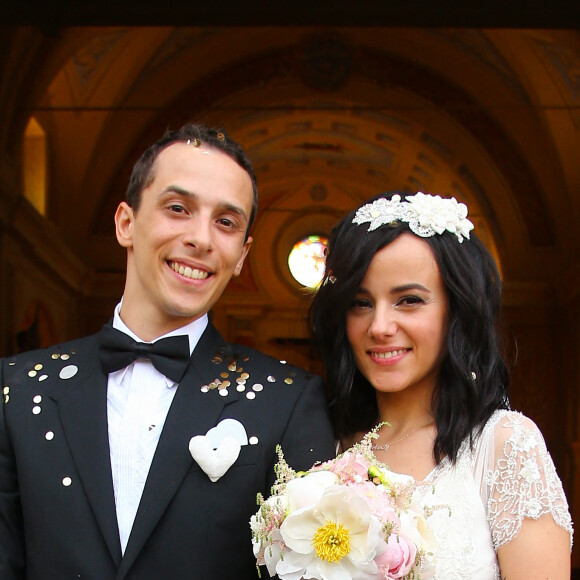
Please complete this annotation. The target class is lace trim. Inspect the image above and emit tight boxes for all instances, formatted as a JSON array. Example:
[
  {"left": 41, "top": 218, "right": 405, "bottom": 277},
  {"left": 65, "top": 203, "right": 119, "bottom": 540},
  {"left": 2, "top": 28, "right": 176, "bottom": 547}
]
[{"left": 483, "top": 411, "right": 573, "bottom": 549}]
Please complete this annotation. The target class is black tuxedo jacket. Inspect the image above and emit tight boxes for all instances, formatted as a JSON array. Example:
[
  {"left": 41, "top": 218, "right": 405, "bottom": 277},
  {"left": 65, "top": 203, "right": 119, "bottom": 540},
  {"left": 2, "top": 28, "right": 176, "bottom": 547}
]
[{"left": 0, "top": 323, "right": 335, "bottom": 579}]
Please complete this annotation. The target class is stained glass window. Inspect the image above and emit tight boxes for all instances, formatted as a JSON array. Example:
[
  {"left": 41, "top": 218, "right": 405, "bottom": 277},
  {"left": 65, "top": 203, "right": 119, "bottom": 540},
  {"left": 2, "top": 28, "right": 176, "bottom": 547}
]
[{"left": 288, "top": 235, "right": 328, "bottom": 288}]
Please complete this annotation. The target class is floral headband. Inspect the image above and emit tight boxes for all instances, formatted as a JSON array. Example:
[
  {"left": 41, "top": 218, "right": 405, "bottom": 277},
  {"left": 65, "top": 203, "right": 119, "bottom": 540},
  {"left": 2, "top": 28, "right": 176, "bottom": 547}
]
[{"left": 352, "top": 192, "right": 474, "bottom": 243}]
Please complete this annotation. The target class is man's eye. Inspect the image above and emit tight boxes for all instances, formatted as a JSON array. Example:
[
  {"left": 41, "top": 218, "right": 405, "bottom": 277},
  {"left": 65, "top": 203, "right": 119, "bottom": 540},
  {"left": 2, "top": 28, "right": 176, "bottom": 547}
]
[
  {"left": 218, "top": 217, "right": 241, "bottom": 229},
  {"left": 169, "top": 204, "right": 185, "bottom": 213}
]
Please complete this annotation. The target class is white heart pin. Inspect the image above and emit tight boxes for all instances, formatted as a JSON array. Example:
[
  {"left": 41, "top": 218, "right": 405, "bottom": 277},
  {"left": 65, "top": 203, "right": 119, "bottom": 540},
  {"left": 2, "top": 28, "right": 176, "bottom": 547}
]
[
  {"left": 206, "top": 418, "right": 248, "bottom": 448},
  {"left": 189, "top": 435, "right": 241, "bottom": 482}
]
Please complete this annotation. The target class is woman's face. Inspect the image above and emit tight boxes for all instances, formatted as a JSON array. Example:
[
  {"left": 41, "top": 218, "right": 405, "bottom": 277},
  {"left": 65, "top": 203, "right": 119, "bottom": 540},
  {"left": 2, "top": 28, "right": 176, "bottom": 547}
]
[{"left": 346, "top": 233, "right": 449, "bottom": 399}]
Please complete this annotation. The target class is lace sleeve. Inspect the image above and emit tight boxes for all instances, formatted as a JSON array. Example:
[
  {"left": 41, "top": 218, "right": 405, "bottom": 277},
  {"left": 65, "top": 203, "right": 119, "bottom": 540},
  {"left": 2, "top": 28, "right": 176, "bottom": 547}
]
[{"left": 484, "top": 412, "right": 573, "bottom": 550}]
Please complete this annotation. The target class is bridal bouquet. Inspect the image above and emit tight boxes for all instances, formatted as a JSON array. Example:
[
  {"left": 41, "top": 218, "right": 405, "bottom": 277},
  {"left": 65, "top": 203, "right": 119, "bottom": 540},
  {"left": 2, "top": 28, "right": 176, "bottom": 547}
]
[{"left": 251, "top": 427, "right": 436, "bottom": 579}]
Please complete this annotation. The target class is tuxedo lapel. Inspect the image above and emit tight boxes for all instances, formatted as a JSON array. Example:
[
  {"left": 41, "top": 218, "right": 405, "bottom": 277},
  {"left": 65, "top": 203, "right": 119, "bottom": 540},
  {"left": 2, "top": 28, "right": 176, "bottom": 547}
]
[
  {"left": 48, "top": 335, "right": 122, "bottom": 567},
  {"left": 118, "top": 324, "right": 238, "bottom": 578}
]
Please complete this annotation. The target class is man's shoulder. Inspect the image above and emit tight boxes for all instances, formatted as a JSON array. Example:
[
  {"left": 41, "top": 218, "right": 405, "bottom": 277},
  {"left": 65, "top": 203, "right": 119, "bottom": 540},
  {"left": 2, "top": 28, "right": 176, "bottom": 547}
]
[
  {"left": 1, "top": 333, "right": 100, "bottom": 369},
  {"left": 216, "top": 340, "right": 319, "bottom": 385}
]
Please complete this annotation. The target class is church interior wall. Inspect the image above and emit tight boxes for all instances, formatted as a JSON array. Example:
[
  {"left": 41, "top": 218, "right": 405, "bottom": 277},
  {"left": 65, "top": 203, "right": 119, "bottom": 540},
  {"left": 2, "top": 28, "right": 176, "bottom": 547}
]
[{"left": 0, "top": 20, "right": 579, "bottom": 566}]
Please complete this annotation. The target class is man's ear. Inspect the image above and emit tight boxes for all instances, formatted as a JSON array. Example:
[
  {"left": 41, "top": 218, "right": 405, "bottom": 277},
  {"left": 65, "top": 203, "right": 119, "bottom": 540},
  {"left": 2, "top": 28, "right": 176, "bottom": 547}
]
[
  {"left": 115, "top": 202, "right": 135, "bottom": 248},
  {"left": 233, "top": 236, "right": 253, "bottom": 277}
]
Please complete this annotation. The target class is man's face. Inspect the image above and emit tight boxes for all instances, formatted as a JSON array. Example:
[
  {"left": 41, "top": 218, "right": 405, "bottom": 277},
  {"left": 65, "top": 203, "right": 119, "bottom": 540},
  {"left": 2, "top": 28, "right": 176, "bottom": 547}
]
[{"left": 115, "top": 142, "right": 253, "bottom": 340}]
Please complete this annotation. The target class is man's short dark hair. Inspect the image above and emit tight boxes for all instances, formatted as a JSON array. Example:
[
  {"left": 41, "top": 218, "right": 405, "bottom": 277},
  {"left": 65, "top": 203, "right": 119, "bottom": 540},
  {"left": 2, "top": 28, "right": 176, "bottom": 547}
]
[{"left": 125, "top": 123, "right": 258, "bottom": 239}]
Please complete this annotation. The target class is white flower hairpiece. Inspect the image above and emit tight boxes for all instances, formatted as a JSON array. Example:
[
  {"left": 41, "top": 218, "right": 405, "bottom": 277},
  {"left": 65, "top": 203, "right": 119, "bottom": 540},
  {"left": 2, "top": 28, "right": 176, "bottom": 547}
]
[{"left": 352, "top": 192, "right": 475, "bottom": 243}]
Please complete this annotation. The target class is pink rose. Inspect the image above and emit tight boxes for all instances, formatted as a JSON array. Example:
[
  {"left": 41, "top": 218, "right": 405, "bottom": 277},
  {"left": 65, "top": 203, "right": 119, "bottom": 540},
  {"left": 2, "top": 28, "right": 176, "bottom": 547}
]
[
  {"left": 375, "top": 532, "right": 417, "bottom": 579},
  {"left": 349, "top": 481, "right": 401, "bottom": 524},
  {"left": 316, "top": 451, "right": 370, "bottom": 482}
]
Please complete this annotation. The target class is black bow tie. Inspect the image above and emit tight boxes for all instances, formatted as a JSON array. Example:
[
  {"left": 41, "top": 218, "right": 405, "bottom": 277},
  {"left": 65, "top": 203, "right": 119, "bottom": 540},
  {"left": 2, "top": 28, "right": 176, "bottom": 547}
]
[{"left": 98, "top": 325, "right": 191, "bottom": 383}]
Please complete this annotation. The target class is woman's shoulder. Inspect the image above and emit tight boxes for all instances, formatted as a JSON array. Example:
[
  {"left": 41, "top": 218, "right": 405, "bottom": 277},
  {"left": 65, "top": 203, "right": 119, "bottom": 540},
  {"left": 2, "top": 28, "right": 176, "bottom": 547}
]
[
  {"left": 475, "top": 411, "right": 573, "bottom": 550},
  {"left": 477, "top": 409, "right": 546, "bottom": 453}
]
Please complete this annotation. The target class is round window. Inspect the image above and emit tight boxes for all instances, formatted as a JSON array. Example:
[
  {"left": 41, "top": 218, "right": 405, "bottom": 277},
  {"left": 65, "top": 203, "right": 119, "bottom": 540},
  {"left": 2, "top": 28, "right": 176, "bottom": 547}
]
[{"left": 287, "top": 235, "right": 328, "bottom": 288}]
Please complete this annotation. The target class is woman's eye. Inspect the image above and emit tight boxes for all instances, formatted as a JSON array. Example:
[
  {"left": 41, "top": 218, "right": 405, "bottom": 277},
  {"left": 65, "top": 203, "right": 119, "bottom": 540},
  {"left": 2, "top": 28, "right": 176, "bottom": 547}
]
[
  {"left": 351, "top": 298, "right": 371, "bottom": 309},
  {"left": 397, "top": 295, "right": 424, "bottom": 307}
]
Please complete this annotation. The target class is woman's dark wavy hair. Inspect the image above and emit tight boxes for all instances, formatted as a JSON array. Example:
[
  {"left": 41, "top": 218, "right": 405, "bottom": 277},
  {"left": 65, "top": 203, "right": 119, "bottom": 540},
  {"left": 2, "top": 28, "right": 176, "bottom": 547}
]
[
  {"left": 309, "top": 192, "right": 510, "bottom": 463},
  {"left": 125, "top": 122, "right": 258, "bottom": 241}
]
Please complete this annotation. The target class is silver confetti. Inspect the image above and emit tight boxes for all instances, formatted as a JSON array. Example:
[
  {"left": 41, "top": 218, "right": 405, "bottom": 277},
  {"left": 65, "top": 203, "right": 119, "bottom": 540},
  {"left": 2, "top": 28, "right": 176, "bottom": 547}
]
[{"left": 59, "top": 365, "right": 78, "bottom": 380}]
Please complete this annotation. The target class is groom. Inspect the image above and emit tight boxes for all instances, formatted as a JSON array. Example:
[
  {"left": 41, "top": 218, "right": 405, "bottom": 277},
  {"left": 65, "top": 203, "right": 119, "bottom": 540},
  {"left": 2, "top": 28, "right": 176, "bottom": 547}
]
[{"left": 0, "top": 123, "right": 335, "bottom": 579}]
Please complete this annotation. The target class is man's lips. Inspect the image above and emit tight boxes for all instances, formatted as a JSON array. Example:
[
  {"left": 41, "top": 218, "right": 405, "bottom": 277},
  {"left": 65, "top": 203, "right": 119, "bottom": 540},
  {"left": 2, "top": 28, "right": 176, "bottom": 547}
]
[{"left": 168, "top": 260, "right": 211, "bottom": 280}]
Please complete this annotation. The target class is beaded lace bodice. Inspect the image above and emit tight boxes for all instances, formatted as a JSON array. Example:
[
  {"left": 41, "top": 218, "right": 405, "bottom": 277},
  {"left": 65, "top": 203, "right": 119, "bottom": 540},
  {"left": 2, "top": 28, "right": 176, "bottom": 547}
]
[{"left": 411, "top": 410, "right": 573, "bottom": 579}]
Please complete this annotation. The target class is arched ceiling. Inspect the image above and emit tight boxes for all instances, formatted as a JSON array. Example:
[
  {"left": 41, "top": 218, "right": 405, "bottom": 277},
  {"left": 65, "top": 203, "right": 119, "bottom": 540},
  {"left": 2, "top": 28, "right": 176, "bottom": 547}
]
[{"left": 1, "top": 26, "right": 579, "bottom": 300}]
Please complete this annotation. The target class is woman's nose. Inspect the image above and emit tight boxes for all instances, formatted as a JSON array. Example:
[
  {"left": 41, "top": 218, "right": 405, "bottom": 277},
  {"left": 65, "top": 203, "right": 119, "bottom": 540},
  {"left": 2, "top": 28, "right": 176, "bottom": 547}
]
[{"left": 368, "top": 306, "right": 397, "bottom": 338}]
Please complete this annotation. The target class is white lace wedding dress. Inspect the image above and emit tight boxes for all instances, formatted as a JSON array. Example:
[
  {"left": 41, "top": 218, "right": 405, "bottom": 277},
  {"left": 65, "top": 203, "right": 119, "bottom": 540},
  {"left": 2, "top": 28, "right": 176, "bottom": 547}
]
[{"left": 411, "top": 410, "right": 573, "bottom": 579}]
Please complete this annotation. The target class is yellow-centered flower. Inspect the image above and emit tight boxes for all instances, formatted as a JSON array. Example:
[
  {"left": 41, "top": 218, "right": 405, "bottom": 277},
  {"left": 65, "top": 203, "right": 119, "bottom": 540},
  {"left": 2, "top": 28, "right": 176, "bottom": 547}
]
[{"left": 312, "top": 521, "right": 351, "bottom": 563}]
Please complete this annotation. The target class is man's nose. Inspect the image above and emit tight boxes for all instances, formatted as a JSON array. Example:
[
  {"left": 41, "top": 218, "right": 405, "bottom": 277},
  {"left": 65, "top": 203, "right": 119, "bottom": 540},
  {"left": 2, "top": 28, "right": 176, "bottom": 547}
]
[{"left": 183, "top": 217, "right": 214, "bottom": 252}]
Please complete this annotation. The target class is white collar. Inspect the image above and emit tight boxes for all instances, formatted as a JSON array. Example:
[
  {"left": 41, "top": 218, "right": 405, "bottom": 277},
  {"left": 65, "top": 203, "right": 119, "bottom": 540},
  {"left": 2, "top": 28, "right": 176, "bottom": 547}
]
[{"left": 112, "top": 299, "right": 208, "bottom": 355}]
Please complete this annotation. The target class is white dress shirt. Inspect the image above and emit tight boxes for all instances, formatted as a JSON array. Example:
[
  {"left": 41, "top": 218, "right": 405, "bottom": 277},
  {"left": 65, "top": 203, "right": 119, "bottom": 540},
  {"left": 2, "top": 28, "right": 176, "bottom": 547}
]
[{"left": 107, "top": 302, "right": 208, "bottom": 553}]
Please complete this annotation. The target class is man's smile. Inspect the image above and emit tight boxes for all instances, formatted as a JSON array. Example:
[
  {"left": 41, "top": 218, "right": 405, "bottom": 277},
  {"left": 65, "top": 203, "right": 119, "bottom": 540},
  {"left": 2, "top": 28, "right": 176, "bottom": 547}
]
[{"left": 168, "top": 260, "right": 211, "bottom": 280}]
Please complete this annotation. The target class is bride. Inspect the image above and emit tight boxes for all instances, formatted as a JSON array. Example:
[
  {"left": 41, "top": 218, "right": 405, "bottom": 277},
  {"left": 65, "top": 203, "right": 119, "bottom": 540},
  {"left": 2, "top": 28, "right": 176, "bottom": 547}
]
[{"left": 310, "top": 192, "right": 572, "bottom": 579}]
